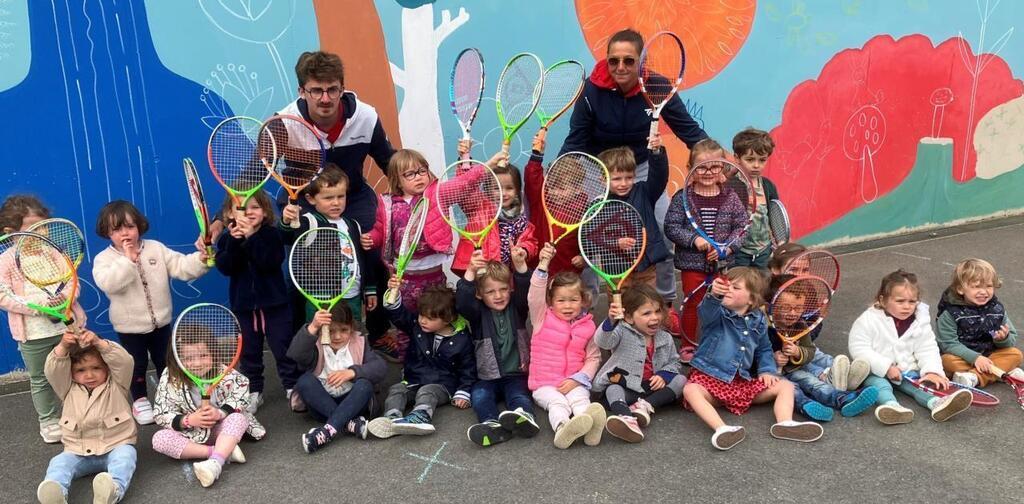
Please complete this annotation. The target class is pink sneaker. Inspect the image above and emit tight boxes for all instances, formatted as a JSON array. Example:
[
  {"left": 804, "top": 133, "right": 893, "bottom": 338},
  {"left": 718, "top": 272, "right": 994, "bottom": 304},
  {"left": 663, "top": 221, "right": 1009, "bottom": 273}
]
[
  {"left": 629, "top": 398, "right": 655, "bottom": 427},
  {"left": 605, "top": 414, "right": 644, "bottom": 443}
]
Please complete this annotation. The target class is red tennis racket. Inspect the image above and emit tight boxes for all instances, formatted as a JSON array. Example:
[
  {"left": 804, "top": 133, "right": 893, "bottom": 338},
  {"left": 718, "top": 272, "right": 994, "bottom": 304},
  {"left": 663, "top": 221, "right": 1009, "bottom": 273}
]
[
  {"left": 903, "top": 371, "right": 998, "bottom": 407},
  {"left": 260, "top": 114, "right": 327, "bottom": 227},
  {"left": 784, "top": 250, "right": 841, "bottom": 291},
  {"left": 639, "top": 31, "right": 685, "bottom": 150},
  {"left": 989, "top": 365, "right": 1024, "bottom": 410}
]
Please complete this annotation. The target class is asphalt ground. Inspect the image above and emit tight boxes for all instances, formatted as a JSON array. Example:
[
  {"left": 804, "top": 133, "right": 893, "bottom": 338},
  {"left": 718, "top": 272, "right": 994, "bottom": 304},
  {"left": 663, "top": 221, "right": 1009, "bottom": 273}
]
[{"left": 3, "top": 219, "right": 1023, "bottom": 503}]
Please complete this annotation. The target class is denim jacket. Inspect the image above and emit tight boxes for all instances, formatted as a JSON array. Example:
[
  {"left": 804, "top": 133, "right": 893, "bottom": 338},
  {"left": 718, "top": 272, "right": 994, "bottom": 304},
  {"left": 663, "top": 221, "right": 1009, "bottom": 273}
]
[{"left": 690, "top": 293, "right": 776, "bottom": 383}]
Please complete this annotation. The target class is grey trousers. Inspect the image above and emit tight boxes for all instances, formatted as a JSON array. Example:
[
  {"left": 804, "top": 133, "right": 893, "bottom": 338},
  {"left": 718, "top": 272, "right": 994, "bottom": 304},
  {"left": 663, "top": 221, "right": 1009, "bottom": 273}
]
[{"left": 383, "top": 382, "right": 451, "bottom": 418}]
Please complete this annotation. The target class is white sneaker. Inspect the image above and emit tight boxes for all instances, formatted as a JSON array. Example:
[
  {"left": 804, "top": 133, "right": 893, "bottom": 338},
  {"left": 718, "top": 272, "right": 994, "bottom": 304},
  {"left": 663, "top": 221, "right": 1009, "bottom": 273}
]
[
  {"left": 39, "top": 422, "right": 62, "bottom": 444},
  {"left": 229, "top": 444, "right": 246, "bottom": 464},
  {"left": 92, "top": 472, "right": 120, "bottom": 504},
  {"left": 847, "top": 357, "right": 871, "bottom": 390},
  {"left": 952, "top": 371, "right": 979, "bottom": 388},
  {"left": 36, "top": 480, "right": 65, "bottom": 504},
  {"left": 874, "top": 403, "right": 914, "bottom": 425},
  {"left": 931, "top": 389, "right": 972, "bottom": 422},
  {"left": 711, "top": 425, "right": 745, "bottom": 450},
  {"left": 248, "top": 392, "right": 263, "bottom": 414},
  {"left": 829, "top": 355, "right": 850, "bottom": 391},
  {"left": 193, "top": 459, "right": 223, "bottom": 488},
  {"left": 769, "top": 420, "right": 823, "bottom": 443},
  {"left": 1008, "top": 368, "right": 1024, "bottom": 381},
  {"left": 132, "top": 397, "right": 155, "bottom": 425}
]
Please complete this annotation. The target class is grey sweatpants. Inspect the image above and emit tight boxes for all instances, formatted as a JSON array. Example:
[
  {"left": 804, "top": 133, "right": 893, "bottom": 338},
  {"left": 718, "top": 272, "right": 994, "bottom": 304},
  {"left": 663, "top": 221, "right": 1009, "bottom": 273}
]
[{"left": 383, "top": 382, "right": 451, "bottom": 418}]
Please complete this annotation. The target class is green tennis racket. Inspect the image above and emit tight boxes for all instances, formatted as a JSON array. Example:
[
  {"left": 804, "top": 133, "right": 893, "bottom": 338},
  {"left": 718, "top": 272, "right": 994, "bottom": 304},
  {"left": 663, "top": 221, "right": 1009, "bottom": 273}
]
[
  {"left": 172, "top": 303, "right": 243, "bottom": 406},
  {"left": 183, "top": 158, "right": 216, "bottom": 267},
  {"left": 384, "top": 198, "right": 427, "bottom": 306},
  {"left": 495, "top": 53, "right": 544, "bottom": 167},
  {"left": 290, "top": 227, "right": 359, "bottom": 343}
]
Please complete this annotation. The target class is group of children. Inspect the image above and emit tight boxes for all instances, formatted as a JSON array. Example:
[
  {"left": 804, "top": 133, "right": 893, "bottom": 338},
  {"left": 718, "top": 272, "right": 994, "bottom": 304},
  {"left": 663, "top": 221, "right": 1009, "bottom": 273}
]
[{"left": 2, "top": 123, "right": 1020, "bottom": 503}]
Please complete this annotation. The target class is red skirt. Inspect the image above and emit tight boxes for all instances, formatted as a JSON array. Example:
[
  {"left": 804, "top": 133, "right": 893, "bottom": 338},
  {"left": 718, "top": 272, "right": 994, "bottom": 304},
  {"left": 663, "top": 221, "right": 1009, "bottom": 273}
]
[{"left": 684, "top": 369, "right": 768, "bottom": 415}]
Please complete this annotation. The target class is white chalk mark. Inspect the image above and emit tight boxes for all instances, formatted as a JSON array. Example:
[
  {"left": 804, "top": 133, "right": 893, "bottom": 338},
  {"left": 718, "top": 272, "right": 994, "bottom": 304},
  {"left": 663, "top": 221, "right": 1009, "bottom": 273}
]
[
  {"left": 97, "top": 0, "right": 137, "bottom": 204},
  {"left": 61, "top": 0, "right": 79, "bottom": 70},
  {"left": 404, "top": 441, "right": 467, "bottom": 484},
  {"left": 890, "top": 252, "right": 932, "bottom": 261},
  {"left": 124, "top": 65, "right": 138, "bottom": 134},
  {"left": 125, "top": 0, "right": 161, "bottom": 213},
  {"left": 81, "top": 0, "right": 113, "bottom": 201}
]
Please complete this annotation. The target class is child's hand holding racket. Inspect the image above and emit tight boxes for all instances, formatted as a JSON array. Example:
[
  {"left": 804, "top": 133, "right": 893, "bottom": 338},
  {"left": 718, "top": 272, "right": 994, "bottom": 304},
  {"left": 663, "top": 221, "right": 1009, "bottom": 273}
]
[
  {"left": 307, "top": 309, "right": 333, "bottom": 336},
  {"left": 188, "top": 406, "right": 220, "bottom": 429},
  {"left": 532, "top": 130, "right": 546, "bottom": 154},
  {"left": 782, "top": 341, "right": 800, "bottom": 357},
  {"left": 360, "top": 233, "right": 374, "bottom": 251},
  {"left": 922, "top": 372, "right": 950, "bottom": 390},
  {"left": 457, "top": 139, "right": 472, "bottom": 159},
  {"left": 774, "top": 350, "right": 788, "bottom": 367},
  {"left": 975, "top": 355, "right": 994, "bottom": 374},
  {"left": 76, "top": 330, "right": 101, "bottom": 349},
  {"left": 465, "top": 250, "right": 487, "bottom": 281},
  {"left": 387, "top": 275, "right": 403, "bottom": 294},
  {"left": 710, "top": 277, "right": 730, "bottom": 297},
  {"left": 608, "top": 300, "right": 624, "bottom": 321},
  {"left": 282, "top": 204, "right": 301, "bottom": 228},
  {"left": 510, "top": 246, "right": 528, "bottom": 272},
  {"left": 58, "top": 331, "right": 79, "bottom": 351},
  {"left": 648, "top": 131, "right": 663, "bottom": 153},
  {"left": 485, "top": 150, "right": 506, "bottom": 169},
  {"left": 538, "top": 243, "right": 556, "bottom": 270},
  {"left": 759, "top": 373, "right": 780, "bottom": 386}
]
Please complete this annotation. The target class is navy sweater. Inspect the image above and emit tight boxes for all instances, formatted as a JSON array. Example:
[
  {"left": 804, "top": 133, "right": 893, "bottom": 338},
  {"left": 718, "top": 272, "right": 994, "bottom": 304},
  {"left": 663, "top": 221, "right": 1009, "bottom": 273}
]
[{"left": 215, "top": 224, "right": 289, "bottom": 311}]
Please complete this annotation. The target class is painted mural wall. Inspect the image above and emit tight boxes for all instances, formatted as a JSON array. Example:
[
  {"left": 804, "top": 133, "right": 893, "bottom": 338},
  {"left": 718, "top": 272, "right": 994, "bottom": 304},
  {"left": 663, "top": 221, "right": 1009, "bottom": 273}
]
[{"left": 0, "top": 0, "right": 1021, "bottom": 373}]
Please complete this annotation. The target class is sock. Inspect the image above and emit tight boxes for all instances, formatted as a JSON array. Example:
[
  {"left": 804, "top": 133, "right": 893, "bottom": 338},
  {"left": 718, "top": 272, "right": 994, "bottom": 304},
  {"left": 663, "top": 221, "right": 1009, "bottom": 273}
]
[
  {"left": 210, "top": 453, "right": 226, "bottom": 467},
  {"left": 609, "top": 401, "right": 631, "bottom": 417},
  {"left": 927, "top": 396, "right": 939, "bottom": 409},
  {"left": 206, "top": 446, "right": 215, "bottom": 458},
  {"left": 884, "top": 400, "right": 900, "bottom": 407}
]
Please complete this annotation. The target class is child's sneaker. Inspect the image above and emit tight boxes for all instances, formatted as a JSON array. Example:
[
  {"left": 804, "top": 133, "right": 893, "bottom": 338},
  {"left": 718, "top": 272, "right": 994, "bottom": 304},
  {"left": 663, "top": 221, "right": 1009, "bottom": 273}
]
[
  {"left": 629, "top": 398, "right": 654, "bottom": 427},
  {"left": 287, "top": 389, "right": 307, "bottom": 413},
  {"left": 952, "top": 371, "right": 980, "bottom": 388},
  {"left": 553, "top": 414, "right": 593, "bottom": 449},
  {"left": 828, "top": 355, "right": 850, "bottom": 391},
  {"left": 930, "top": 389, "right": 972, "bottom": 422},
  {"left": 229, "top": 444, "right": 246, "bottom": 464},
  {"left": 800, "top": 400, "right": 834, "bottom": 422},
  {"left": 37, "top": 479, "right": 65, "bottom": 504},
  {"left": 583, "top": 402, "right": 607, "bottom": 446},
  {"left": 847, "top": 358, "right": 871, "bottom": 390},
  {"left": 605, "top": 414, "right": 644, "bottom": 443},
  {"left": 132, "top": 397, "right": 155, "bottom": 425},
  {"left": 347, "top": 416, "right": 368, "bottom": 440},
  {"left": 769, "top": 420, "right": 823, "bottom": 442},
  {"left": 92, "top": 472, "right": 120, "bottom": 504},
  {"left": 498, "top": 408, "right": 540, "bottom": 438},
  {"left": 391, "top": 409, "right": 436, "bottom": 436},
  {"left": 467, "top": 420, "right": 512, "bottom": 447},
  {"left": 874, "top": 403, "right": 914, "bottom": 425},
  {"left": 838, "top": 386, "right": 879, "bottom": 417},
  {"left": 247, "top": 392, "right": 264, "bottom": 414},
  {"left": 302, "top": 426, "right": 336, "bottom": 454},
  {"left": 39, "top": 421, "right": 62, "bottom": 444},
  {"left": 711, "top": 425, "right": 745, "bottom": 450},
  {"left": 367, "top": 416, "right": 397, "bottom": 439},
  {"left": 193, "top": 459, "right": 223, "bottom": 487}
]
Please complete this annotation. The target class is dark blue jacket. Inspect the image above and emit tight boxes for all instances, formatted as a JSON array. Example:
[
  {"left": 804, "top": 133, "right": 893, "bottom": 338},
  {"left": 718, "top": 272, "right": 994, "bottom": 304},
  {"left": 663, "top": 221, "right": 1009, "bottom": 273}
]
[
  {"left": 455, "top": 271, "right": 533, "bottom": 381},
  {"left": 215, "top": 224, "right": 289, "bottom": 311},
  {"left": 278, "top": 210, "right": 379, "bottom": 298},
  {"left": 559, "top": 61, "right": 707, "bottom": 164},
  {"left": 385, "top": 302, "right": 477, "bottom": 400},
  {"left": 609, "top": 148, "right": 669, "bottom": 272}
]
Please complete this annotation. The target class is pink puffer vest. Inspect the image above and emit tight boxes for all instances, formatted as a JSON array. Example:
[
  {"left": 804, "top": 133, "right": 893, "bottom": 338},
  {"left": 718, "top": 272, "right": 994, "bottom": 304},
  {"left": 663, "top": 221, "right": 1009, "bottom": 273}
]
[{"left": 528, "top": 310, "right": 596, "bottom": 390}]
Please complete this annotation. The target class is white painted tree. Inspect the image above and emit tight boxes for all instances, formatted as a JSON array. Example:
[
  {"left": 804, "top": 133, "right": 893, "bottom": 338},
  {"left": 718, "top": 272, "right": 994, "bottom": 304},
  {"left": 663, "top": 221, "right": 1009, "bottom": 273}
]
[{"left": 389, "top": 1, "right": 469, "bottom": 174}]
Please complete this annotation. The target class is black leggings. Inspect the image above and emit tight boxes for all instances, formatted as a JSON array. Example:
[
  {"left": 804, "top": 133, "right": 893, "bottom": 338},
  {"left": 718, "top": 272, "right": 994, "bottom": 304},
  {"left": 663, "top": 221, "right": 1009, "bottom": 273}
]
[
  {"left": 604, "top": 380, "right": 678, "bottom": 417},
  {"left": 118, "top": 325, "right": 171, "bottom": 400}
]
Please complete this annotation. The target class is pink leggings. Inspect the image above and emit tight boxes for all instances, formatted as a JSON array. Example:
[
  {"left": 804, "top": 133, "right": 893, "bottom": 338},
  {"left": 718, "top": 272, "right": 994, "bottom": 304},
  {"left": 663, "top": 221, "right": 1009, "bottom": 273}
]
[{"left": 151, "top": 412, "right": 248, "bottom": 459}]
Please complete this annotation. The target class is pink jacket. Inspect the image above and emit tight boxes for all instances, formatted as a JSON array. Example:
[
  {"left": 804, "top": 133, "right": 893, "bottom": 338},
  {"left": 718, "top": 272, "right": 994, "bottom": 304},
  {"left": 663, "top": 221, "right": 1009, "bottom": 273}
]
[
  {"left": 369, "top": 183, "right": 452, "bottom": 264},
  {"left": 451, "top": 217, "right": 539, "bottom": 274},
  {"left": 0, "top": 249, "right": 87, "bottom": 342},
  {"left": 527, "top": 270, "right": 600, "bottom": 390}
]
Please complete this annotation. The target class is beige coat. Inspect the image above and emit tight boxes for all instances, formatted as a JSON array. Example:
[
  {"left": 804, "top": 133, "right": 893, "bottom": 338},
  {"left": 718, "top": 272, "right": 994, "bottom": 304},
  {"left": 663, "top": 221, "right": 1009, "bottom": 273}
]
[{"left": 45, "top": 341, "right": 137, "bottom": 456}]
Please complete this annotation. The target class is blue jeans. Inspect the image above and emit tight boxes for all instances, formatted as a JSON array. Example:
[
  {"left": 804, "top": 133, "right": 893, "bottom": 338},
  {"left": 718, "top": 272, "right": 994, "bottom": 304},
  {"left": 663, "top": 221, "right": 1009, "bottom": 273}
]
[
  {"left": 471, "top": 375, "right": 533, "bottom": 422},
  {"left": 788, "top": 369, "right": 843, "bottom": 408},
  {"left": 295, "top": 372, "right": 373, "bottom": 431},
  {"left": 804, "top": 351, "right": 833, "bottom": 378},
  {"left": 44, "top": 445, "right": 136, "bottom": 498}
]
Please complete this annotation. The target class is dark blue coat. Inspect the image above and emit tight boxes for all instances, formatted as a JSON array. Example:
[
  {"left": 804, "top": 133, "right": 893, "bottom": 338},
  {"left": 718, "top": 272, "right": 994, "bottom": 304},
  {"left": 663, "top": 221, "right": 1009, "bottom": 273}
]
[
  {"left": 609, "top": 148, "right": 669, "bottom": 272},
  {"left": 386, "top": 303, "right": 477, "bottom": 397},
  {"left": 215, "top": 224, "right": 289, "bottom": 311}
]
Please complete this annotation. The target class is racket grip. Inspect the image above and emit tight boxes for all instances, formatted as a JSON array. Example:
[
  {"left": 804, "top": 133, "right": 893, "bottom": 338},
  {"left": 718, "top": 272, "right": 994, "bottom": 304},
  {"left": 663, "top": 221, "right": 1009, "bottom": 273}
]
[
  {"left": 498, "top": 141, "right": 510, "bottom": 167},
  {"left": 290, "top": 217, "right": 300, "bottom": 229},
  {"left": 383, "top": 288, "right": 397, "bottom": 306},
  {"left": 612, "top": 292, "right": 623, "bottom": 319},
  {"left": 989, "top": 365, "right": 1006, "bottom": 378},
  {"left": 648, "top": 120, "right": 659, "bottom": 150},
  {"left": 320, "top": 324, "right": 330, "bottom": 345},
  {"left": 205, "top": 246, "right": 215, "bottom": 267}
]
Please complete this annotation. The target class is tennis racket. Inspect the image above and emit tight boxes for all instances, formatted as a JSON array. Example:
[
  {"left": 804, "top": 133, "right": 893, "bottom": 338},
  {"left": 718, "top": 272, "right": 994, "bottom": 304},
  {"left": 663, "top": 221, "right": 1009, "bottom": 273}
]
[
  {"left": 783, "top": 250, "right": 841, "bottom": 291},
  {"left": 0, "top": 232, "right": 79, "bottom": 328},
  {"left": 450, "top": 48, "right": 485, "bottom": 159},
  {"left": 207, "top": 116, "right": 275, "bottom": 216},
  {"left": 25, "top": 218, "right": 85, "bottom": 268},
  {"left": 542, "top": 151, "right": 609, "bottom": 245},
  {"left": 172, "top": 303, "right": 243, "bottom": 406},
  {"left": 768, "top": 275, "right": 832, "bottom": 345},
  {"left": 436, "top": 159, "right": 503, "bottom": 275},
  {"left": 290, "top": 227, "right": 359, "bottom": 344},
  {"left": 681, "top": 157, "right": 755, "bottom": 273},
  {"left": 183, "top": 158, "right": 216, "bottom": 267},
  {"left": 767, "top": 199, "right": 791, "bottom": 247},
  {"left": 578, "top": 200, "right": 646, "bottom": 316},
  {"left": 902, "top": 371, "right": 999, "bottom": 407},
  {"left": 495, "top": 53, "right": 544, "bottom": 167},
  {"left": 989, "top": 365, "right": 1024, "bottom": 410},
  {"left": 639, "top": 31, "right": 686, "bottom": 150},
  {"left": 535, "top": 60, "right": 584, "bottom": 130},
  {"left": 383, "top": 198, "right": 427, "bottom": 306},
  {"left": 260, "top": 114, "right": 327, "bottom": 228}
]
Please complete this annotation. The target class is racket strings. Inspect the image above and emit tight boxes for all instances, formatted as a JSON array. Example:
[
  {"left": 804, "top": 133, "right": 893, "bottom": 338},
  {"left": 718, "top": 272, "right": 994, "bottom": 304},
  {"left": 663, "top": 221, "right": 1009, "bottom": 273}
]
[
  {"left": 767, "top": 200, "right": 791, "bottom": 244},
  {"left": 209, "top": 118, "right": 273, "bottom": 192},
  {"left": 16, "top": 238, "right": 72, "bottom": 287},
  {"left": 770, "top": 276, "right": 832, "bottom": 341},
  {"left": 536, "top": 62, "right": 584, "bottom": 123},
  {"left": 543, "top": 153, "right": 609, "bottom": 227},
  {"left": 28, "top": 220, "right": 85, "bottom": 267},
  {"left": 175, "top": 305, "right": 241, "bottom": 381},
  {"left": 452, "top": 50, "right": 484, "bottom": 123},
  {"left": 497, "top": 55, "right": 543, "bottom": 126},
  {"left": 437, "top": 162, "right": 502, "bottom": 236},
  {"left": 290, "top": 229, "right": 356, "bottom": 300},
  {"left": 579, "top": 201, "right": 645, "bottom": 276},
  {"left": 263, "top": 118, "right": 324, "bottom": 187},
  {"left": 640, "top": 33, "right": 684, "bottom": 103},
  {"left": 784, "top": 251, "right": 841, "bottom": 291}
]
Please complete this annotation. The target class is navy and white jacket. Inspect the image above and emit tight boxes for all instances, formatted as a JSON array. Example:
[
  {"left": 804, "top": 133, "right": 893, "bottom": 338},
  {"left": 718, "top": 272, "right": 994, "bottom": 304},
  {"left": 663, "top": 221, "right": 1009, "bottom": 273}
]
[
  {"left": 558, "top": 60, "right": 707, "bottom": 165},
  {"left": 275, "top": 92, "right": 395, "bottom": 230}
]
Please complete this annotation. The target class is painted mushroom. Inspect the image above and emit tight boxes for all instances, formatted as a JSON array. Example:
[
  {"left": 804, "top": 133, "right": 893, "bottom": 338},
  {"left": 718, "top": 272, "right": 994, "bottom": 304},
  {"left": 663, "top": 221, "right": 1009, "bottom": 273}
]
[
  {"left": 929, "top": 88, "right": 954, "bottom": 138},
  {"left": 843, "top": 105, "right": 887, "bottom": 203}
]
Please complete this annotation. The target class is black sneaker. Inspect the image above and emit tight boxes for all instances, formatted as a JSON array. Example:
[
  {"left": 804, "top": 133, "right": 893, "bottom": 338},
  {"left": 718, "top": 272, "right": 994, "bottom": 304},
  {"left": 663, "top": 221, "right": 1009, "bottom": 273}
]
[
  {"left": 467, "top": 420, "right": 512, "bottom": 447},
  {"left": 302, "top": 426, "right": 335, "bottom": 454},
  {"left": 347, "top": 416, "right": 368, "bottom": 440},
  {"left": 391, "top": 409, "right": 436, "bottom": 435},
  {"left": 498, "top": 407, "right": 540, "bottom": 438}
]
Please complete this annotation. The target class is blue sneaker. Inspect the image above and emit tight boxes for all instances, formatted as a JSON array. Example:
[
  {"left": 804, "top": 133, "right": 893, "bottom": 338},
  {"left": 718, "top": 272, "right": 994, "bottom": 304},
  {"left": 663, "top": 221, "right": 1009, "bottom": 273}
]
[
  {"left": 390, "top": 409, "right": 435, "bottom": 436},
  {"left": 840, "top": 386, "right": 879, "bottom": 417},
  {"left": 800, "top": 400, "right": 834, "bottom": 422}
]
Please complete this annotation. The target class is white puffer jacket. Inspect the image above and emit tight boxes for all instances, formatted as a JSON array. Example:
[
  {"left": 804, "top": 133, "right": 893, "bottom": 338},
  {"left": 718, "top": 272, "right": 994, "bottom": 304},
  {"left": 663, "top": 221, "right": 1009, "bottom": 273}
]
[{"left": 848, "top": 303, "right": 943, "bottom": 378}]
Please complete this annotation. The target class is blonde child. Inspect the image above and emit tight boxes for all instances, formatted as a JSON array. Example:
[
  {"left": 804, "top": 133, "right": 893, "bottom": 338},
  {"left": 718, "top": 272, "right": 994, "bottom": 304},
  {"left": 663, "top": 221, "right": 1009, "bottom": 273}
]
[
  {"left": 936, "top": 258, "right": 1022, "bottom": 387},
  {"left": 526, "top": 243, "right": 604, "bottom": 449},
  {"left": 597, "top": 284, "right": 684, "bottom": 443},
  {"left": 849, "top": 270, "right": 973, "bottom": 424},
  {"left": 682, "top": 267, "right": 823, "bottom": 450},
  {"left": 664, "top": 139, "right": 748, "bottom": 361},
  {"left": 92, "top": 201, "right": 209, "bottom": 425},
  {"left": 151, "top": 335, "right": 264, "bottom": 488},
  {"left": 0, "top": 195, "right": 87, "bottom": 443},
  {"left": 37, "top": 330, "right": 136, "bottom": 504}
]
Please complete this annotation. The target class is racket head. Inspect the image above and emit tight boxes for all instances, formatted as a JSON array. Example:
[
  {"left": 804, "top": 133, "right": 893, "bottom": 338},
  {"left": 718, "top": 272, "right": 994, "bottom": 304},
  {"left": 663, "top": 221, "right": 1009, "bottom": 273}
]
[
  {"left": 450, "top": 48, "right": 485, "bottom": 138},
  {"left": 767, "top": 199, "right": 791, "bottom": 246},
  {"left": 183, "top": 158, "right": 211, "bottom": 237},
  {"left": 784, "top": 250, "right": 841, "bottom": 291},
  {"left": 681, "top": 158, "right": 755, "bottom": 253},
  {"left": 207, "top": 116, "right": 275, "bottom": 208},
  {"left": 2, "top": 232, "right": 78, "bottom": 323},
  {"left": 948, "top": 382, "right": 1000, "bottom": 406},
  {"left": 495, "top": 52, "right": 544, "bottom": 137},
  {"left": 578, "top": 200, "right": 647, "bottom": 290},
  {"left": 535, "top": 60, "right": 585, "bottom": 128},
  {"left": 172, "top": 303, "right": 243, "bottom": 396},
  {"left": 769, "top": 275, "right": 832, "bottom": 344},
  {"left": 259, "top": 114, "right": 327, "bottom": 198},
  {"left": 542, "top": 151, "right": 610, "bottom": 243},
  {"left": 395, "top": 198, "right": 429, "bottom": 276},
  {"left": 288, "top": 227, "right": 359, "bottom": 308},
  {"left": 25, "top": 218, "right": 85, "bottom": 268},
  {"left": 639, "top": 31, "right": 686, "bottom": 112},
  {"left": 435, "top": 159, "right": 502, "bottom": 248}
]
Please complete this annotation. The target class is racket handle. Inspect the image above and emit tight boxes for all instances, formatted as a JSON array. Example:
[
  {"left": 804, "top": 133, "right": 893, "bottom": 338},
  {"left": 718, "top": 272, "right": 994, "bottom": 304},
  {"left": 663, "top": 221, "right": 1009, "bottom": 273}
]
[
  {"left": 290, "top": 218, "right": 300, "bottom": 229},
  {"left": 612, "top": 292, "right": 623, "bottom": 319},
  {"left": 989, "top": 365, "right": 1006, "bottom": 378},
  {"left": 499, "top": 141, "right": 510, "bottom": 167},
  {"left": 205, "top": 245, "right": 215, "bottom": 267},
  {"left": 383, "top": 288, "right": 397, "bottom": 306},
  {"left": 648, "top": 120, "right": 659, "bottom": 150},
  {"left": 320, "top": 324, "right": 331, "bottom": 345}
]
